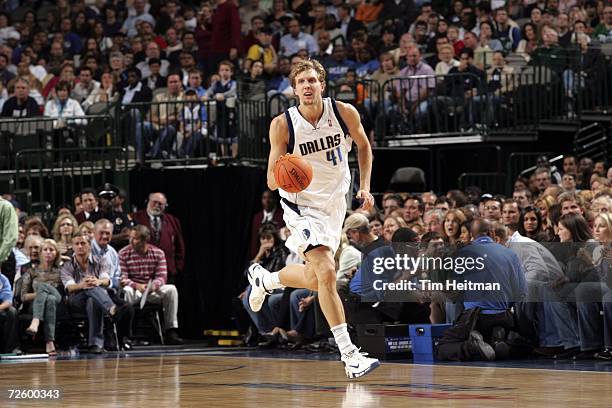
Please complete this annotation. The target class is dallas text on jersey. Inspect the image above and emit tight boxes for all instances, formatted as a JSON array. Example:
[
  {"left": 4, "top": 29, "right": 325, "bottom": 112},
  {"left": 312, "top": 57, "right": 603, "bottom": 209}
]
[{"left": 298, "top": 133, "right": 342, "bottom": 156}]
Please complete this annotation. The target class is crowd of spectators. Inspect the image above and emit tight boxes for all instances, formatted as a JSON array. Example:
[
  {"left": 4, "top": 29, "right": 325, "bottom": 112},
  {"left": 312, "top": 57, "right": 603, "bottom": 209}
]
[
  {"left": 0, "top": 0, "right": 609, "bottom": 158},
  {"left": 239, "top": 156, "right": 612, "bottom": 361},
  {"left": 0, "top": 185, "right": 186, "bottom": 354}
]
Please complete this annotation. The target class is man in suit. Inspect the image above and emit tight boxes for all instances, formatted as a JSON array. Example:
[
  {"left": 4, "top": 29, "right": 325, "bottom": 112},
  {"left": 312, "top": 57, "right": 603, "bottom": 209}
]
[
  {"left": 75, "top": 188, "right": 103, "bottom": 224},
  {"left": 249, "top": 190, "right": 284, "bottom": 259},
  {"left": 132, "top": 192, "right": 185, "bottom": 284}
]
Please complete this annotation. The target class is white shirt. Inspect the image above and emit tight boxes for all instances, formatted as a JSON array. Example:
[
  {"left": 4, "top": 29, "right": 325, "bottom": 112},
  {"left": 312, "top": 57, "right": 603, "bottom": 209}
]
[
  {"left": 136, "top": 59, "right": 170, "bottom": 79},
  {"left": 262, "top": 209, "right": 274, "bottom": 222},
  {"left": 122, "top": 82, "right": 142, "bottom": 105},
  {"left": 507, "top": 231, "right": 564, "bottom": 281},
  {"left": 44, "top": 98, "right": 87, "bottom": 126}
]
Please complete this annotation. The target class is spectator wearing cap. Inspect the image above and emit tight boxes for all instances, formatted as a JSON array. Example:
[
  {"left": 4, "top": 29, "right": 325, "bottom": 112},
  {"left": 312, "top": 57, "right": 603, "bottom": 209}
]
[
  {"left": 119, "top": 225, "right": 183, "bottom": 345},
  {"left": 344, "top": 214, "right": 426, "bottom": 324},
  {"left": 96, "top": 183, "right": 135, "bottom": 249},
  {"left": 132, "top": 192, "right": 185, "bottom": 282},
  {"left": 341, "top": 213, "right": 386, "bottom": 317},
  {"left": 122, "top": 0, "right": 156, "bottom": 38},
  {"left": 343, "top": 213, "right": 388, "bottom": 300}
]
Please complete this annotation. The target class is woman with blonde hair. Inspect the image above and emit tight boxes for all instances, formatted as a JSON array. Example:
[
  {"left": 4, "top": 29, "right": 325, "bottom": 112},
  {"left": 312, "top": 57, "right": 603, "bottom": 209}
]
[
  {"left": 77, "top": 221, "right": 95, "bottom": 241},
  {"left": 535, "top": 195, "right": 555, "bottom": 233},
  {"left": 51, "top": 213, "right": 78, "bottom": 255},
  {"left": 442, "top": 209, "right": 467, "bottom": 245},
  {"left": 383, "top": 215, "right": 407, "bottom": 242},
  {"left": 21, "top": 239, "right": 64, "bottom": 356}
]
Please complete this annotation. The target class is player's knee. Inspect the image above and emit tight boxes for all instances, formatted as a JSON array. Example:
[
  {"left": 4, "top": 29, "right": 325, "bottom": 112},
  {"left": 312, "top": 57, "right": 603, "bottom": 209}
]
[{"left": 314, "top": 261, "right": 336, "bottom": 288}]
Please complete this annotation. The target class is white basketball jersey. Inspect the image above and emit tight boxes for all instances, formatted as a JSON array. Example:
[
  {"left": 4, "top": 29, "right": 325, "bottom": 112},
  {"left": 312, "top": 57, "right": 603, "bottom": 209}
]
[{"left": 279, "top": 98, "right": 353, "bottom": 209}]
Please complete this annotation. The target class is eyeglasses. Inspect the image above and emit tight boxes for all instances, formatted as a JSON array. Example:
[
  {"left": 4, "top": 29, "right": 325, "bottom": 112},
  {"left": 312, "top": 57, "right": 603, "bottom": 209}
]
[{"left": 60, "top": 222, "right": 73, "bottom": 227}]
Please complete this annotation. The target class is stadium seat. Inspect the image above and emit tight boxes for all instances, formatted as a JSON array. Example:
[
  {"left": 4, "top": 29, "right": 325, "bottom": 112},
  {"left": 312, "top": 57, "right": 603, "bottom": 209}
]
[{"left": 388, "top": 167, "right": 426, "bottom": 192}]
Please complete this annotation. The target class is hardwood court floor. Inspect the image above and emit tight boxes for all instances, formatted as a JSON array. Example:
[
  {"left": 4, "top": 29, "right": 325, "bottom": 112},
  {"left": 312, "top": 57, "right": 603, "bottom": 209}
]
[{"left": 2, "top": 352, "right": 612, "bottom": 407}]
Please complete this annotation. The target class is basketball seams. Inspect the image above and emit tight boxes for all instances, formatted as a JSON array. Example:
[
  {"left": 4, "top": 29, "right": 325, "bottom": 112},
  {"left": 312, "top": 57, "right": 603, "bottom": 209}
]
[
  {"left": 286, "top": 156, "right": 312, "bottom": 186},
  {"left": 282, "top": 163, "right": 302, "bottom": 192}
]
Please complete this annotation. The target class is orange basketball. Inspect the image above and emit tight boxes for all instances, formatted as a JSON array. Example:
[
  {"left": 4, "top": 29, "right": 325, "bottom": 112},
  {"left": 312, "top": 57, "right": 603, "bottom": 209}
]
[{"left": 274, "top": 154, "right": 313, "bottom": 193}]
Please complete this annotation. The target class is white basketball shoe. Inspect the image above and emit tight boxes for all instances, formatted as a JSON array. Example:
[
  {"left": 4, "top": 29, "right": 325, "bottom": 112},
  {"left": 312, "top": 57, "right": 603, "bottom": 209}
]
[
  {"left": 247, "top": 263, "right": 273, "bottom": 312},
  {"left": 341, "top": 348, "right": 380, "bottom": 379}
]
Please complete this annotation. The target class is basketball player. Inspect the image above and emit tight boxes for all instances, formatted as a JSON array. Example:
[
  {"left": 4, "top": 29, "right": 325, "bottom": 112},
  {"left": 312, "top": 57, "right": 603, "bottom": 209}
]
[{"left": 248, "top": 59, "right": 379, "bottom": 378}]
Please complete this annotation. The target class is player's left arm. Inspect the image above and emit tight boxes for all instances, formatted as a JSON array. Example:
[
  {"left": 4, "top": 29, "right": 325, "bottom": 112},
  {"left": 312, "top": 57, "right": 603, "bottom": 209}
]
[{"left": 337, "top": 101, "right": 375, "bottom": 211}]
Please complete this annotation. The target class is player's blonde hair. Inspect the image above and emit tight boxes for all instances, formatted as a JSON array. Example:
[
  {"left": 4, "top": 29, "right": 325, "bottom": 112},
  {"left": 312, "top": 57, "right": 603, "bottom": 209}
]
[{"left": 289, "top": 59, "right": 326, "bottom": 88}]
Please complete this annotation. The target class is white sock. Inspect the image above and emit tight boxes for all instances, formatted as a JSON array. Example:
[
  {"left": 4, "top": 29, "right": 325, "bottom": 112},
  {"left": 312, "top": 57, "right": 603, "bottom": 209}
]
[
  {"left": 262, "top": 272, "right": 284, "bottom": 291},
  {"left": 331, "top": 323, "right": 355, "bottom": 354}
]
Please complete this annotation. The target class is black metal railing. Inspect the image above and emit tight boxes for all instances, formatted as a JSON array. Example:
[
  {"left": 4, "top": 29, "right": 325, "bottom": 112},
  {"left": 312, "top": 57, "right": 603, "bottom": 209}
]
[
  {"left": 14, "top": 147, "right": 129, "bottom": 212},
  {"left": 0, "top": 114, "right": 114, "bottom": 170},
  {"left": 574, "top": 122, "right": 608, "bottom": 163}
]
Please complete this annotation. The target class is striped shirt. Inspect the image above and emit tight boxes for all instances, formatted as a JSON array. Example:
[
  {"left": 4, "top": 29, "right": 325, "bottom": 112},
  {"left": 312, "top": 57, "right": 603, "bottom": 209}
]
[{"left": 119, "top": 244, "right": 167, "bottom": 291}]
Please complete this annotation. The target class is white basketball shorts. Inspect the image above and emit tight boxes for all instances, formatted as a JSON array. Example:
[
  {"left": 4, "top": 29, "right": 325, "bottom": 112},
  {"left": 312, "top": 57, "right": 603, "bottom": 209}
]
[{"left": 280, "top": 197, "right": 347, "bottom": 259}]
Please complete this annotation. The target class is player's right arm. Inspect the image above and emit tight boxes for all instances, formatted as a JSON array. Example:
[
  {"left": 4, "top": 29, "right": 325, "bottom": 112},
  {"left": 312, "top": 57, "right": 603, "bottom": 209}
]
[{"left": 266, "top": 114, "right": 289, "bottom": 191}]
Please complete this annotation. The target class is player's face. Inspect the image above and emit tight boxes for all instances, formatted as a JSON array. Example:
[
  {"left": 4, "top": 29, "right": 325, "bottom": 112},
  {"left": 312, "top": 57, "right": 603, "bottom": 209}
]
[{"left": 294, "top": 68, "right": 324, "bottom": 105}]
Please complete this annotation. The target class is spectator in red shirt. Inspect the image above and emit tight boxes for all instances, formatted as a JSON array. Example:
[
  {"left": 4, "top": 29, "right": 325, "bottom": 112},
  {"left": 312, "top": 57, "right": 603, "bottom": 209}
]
[
  {"left": 119, "top": 225, "right": 183, "bottom": 345},
  {"left": 209, "top": 0, "right": 241, "bottom": 75},
  {"left": 195, "top": 4, "right": 214, "bottom": 76}
]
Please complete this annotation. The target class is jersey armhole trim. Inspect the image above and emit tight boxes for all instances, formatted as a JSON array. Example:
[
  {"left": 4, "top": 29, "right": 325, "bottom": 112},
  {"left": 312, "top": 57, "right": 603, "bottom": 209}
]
[
  {"left": 330, "top": 98, "right": 349, "bottom": 137},
  {"left": 285, "top": 110, "right": 295, "bottom": 154}
]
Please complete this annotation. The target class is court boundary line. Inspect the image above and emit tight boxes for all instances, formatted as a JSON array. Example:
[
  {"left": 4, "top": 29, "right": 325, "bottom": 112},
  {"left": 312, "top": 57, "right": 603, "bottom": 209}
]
[{"left": 206, "top": 353, "right": 612, "bottom": 375}]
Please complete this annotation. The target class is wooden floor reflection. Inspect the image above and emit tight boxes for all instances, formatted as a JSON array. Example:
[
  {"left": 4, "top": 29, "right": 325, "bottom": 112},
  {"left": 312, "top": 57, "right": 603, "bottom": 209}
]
[{"left": 2, "top": 354, "right": 612, "bottom": 407}]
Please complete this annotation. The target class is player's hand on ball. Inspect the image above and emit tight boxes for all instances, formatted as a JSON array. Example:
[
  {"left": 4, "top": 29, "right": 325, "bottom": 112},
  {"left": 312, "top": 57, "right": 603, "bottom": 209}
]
[{"left": 356, "top": 190, "right": 374, "bottom": 210}]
